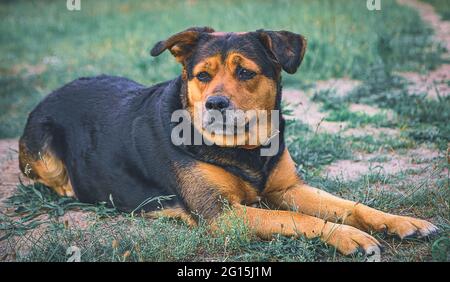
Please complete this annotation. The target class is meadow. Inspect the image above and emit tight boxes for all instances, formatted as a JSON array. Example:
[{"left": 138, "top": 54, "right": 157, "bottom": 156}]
[{"left": 0, "top": 0, "right": 449, "bottom": 261}]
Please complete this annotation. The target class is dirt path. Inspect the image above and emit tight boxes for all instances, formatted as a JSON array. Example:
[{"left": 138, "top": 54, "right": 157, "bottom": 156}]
[
  {"left": 282, "top": 82, "right": 399, "bottom": 137},
  {"left": 397, "top": 0, "right": 450, "bottom": 99},
  {"left": 398, "top": 0, "right": 450, "bottom": 54},
  {"left": 283, "top": 88, "right": 348, "bottom": 134},
  {"left": 323, "top": 145, "right": 444, "bottom": 181}
]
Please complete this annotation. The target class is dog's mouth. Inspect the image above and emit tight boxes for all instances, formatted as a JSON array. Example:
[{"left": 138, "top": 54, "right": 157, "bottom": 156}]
[
  {"left": 202, "top": 110, "right": 256, "bottom": 136},
  {"left": 192, "top": 106, "right": 276, "bottom": 147},
  {"left": 202, "top": 121, "right": 251, "bottom": 136}
]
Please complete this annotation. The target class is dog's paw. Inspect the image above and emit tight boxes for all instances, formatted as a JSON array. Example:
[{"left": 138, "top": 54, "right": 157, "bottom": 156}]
[
  {"left": 323, "top": 223, "right": 381, "bottom": 260},
  {"left": 382, "top": 215, "right": 439, "bottom": 239}
]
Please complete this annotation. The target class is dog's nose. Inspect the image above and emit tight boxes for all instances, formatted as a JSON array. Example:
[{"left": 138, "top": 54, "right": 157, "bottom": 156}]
[{"left": 205, "top": 96, "right": 230, "bottom": 110}]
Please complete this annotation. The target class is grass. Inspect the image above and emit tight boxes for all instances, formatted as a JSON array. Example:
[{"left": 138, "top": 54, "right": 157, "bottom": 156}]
[
  {"left": 3, "top": 115, "right": 448, "bottom": 261},
  {"left": 12, "top": 216, "right": 328, "bottom": 262},
  {"left": 306, "top": 157, "right": 449, "bottom": 262},
  {"left": 0, "top": 182, "right": 117, "bottom": 241},
  {"left": 1, "top": 0, "right": 449, "bottom": 262},
  {"left": 285, "top": 122, "right": 351, "bottom": 172},
  {"left": 346, "top": 65, "right": 450, "bottom": 150},
  {"left": 3, "top": 151, "right": 448, "bottom": 262},
  {"left": 2, "top": 190, "right": 331, "bottom": 262},
  {"left": 308, "top": 62, "right": 450, "bottom": 150},
  {"left": 311, "top": 89, "right": 394, "bottom": 128}
]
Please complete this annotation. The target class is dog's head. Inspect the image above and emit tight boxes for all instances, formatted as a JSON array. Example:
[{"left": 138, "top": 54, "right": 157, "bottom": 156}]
[{"left": 151, "top": 27, "right": 306, "bottom": 147}]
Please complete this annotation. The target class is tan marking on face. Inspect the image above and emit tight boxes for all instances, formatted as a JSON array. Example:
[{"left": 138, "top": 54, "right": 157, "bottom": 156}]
[
  {"left": 186, "top": 52, "right": 277, "bottom": 147},
  {"left": 187, "top": 54, "right": 222, "bottom": 107}
]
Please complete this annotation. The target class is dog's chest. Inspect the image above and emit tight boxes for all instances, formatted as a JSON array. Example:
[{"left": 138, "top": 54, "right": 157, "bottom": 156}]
[{"left": 186, "top": 145, "right": 274, "bottom": 192}]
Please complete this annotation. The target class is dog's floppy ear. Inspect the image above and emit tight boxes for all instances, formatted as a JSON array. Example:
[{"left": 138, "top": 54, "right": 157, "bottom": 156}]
[
  {"left": 256, "top": 30, "right": 307, "bottom": 74},
  {"left": 150, "top": 26, "right": 215, "bottom": 63}
]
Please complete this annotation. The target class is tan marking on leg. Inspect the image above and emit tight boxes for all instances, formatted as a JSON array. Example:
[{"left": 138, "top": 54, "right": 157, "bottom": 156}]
[
  {"left": 18, "top": 140, "right": 38, "bottom": 179},
  {"left": 173, "top": 161, "right": 260, "bottom": 220},
  {"left": 196, "top": 161, "right": 259, "bottom": 205},
  {"left": 145, "top": 207, "right": 197, "bottom": 227},
  {"left": 19, "top": 141, "right": 74, "bottom": 198},
  {"left": 264, "top": 149, "right": 438, "bottom": 238},
  {"left": 216, "top": 203, "right": 380, "bottom": 256}
]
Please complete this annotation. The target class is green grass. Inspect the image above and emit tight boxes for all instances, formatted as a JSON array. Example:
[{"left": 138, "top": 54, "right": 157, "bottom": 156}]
[
  {"left": 311, "top": 89, "right": 394, "bottom": 128},
  {"left": 347, "top": 134, "right": 414, "bottom": 154},
  {"left": 12, "top": 215, "right": 328, "bottom": 262},
  {"left": 2, "top": 187, "right": 333, "bottom": 262},
  {"left": 286, "top": 122, "right": 350, "bottom": 167},
  {"left": 346, "top": 66, "right": 450, "bottom": 149},
  {"left": 3, "top": 151, "right": 447, "bottom": 262},
  {"left": 307, "top": 156, "right": 449, "bottom": 262},
  {"left": 308, "top": 62, "right": 450, "bottom": 150},
  {"left": 0, "top": 0, "right": 445, "bottom": 138},
  {"left": 0, "top": 182, "right": 118, "bottom": 241}
]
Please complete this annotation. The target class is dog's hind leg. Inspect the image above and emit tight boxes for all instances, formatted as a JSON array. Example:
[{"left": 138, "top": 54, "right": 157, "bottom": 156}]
[{"left": 18, "top": 139, "right": 74, "bottom": 197}]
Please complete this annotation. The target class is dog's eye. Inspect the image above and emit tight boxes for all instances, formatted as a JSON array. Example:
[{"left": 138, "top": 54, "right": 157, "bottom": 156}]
[
  {"left": 196, "top": 72, "right": 212, "bottom": 83},
  {"left": 236, "top": 67, "right": 256, "bottom": 81}
]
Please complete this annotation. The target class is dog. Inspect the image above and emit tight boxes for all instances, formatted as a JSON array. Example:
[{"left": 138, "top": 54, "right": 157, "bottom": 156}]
[{"left": 18, "top": 27, "right": 438, "bottom": 257}]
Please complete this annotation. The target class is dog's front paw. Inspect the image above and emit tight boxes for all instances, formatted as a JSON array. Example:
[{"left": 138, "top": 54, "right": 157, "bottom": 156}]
[
  {"left": 382, "top": 215, "right": 439, "bottom": 239},
  {"left": 354, "top": 206, "right": 439, "bottom": 240},
  {"left": 322, "top": 223, "right": 381, "bottom": 259}
]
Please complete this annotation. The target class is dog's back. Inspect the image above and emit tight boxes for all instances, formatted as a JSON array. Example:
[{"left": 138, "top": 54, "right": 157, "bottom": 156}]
[{"left": 19, "top": 75, "right": 183, "bottom": 211}]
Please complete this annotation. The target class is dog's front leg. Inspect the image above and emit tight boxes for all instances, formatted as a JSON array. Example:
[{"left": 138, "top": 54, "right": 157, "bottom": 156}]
[
  {"left": 264, "top": 149, "right": 439, "bottom": 239},
  {"left": 175, "top": 161, "right": 380, "bottom": 256},
  {"left": 221, "top": 203, "right": 381, "bottom": 257}
]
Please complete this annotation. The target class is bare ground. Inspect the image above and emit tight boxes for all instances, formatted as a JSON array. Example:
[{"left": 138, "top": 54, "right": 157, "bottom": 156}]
[
  {"left": 322, "top": 145, "right": 446, "bottom": 181},
  {"left": 283, "top": 88, "right": 348, "bottom": 134},
  {"left": 397, "top": 0, "right": 450, "bottom": 99},
  {"left": 398, "top": 0, "right": 450, "bottom": 55},
  {"left": 282, "top": 84, "right": 398, "bottom": 137},
  {"left": 0, "top": 139, "right": 21, "bottom": 208}
]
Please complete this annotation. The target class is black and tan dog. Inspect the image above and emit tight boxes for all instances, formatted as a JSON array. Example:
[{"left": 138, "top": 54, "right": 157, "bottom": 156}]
[{"left": 19, "top": 27, "right": 437, "bottom": 257}]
